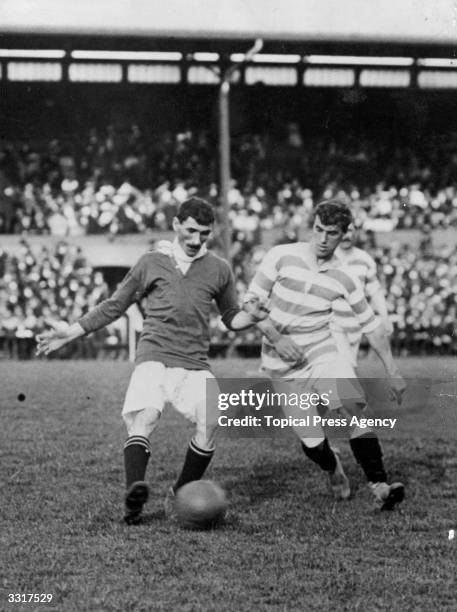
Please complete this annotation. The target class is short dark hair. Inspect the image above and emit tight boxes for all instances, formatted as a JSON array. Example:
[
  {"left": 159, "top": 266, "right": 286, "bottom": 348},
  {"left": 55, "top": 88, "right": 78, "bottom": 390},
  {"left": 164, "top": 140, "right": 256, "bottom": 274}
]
[
  {"left": 312, "top": 199, "right": 353, "bottom": 233},
  {"left": 177, "top": 197, "right": 215, "bottom": 225}
]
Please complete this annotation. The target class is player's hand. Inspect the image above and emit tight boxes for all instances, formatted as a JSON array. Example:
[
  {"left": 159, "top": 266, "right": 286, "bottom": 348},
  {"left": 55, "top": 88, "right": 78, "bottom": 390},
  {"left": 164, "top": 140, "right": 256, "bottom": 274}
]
[
  {"left": 243, "top": 295, "right": 269, "bottom": 322},
  {"left": 383, "top": 319, "right": 394, "bottom": 336},
  {"left": 36, "top": 321, "right": 72, "bottom": 356},
  {"left": 274, "top": 337, "right": 305, "bottom": 364},
  {"left": 389, "top": 375, "right": 407, "bottom": 405}
]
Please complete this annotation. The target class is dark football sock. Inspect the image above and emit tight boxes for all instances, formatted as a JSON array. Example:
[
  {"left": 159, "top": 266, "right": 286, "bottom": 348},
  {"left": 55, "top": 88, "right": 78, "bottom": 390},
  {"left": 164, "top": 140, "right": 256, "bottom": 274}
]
[
  {"left": 124, "top": 436, "right": 151, "bottom": 489},
  {"left": 301, "top": 438, "right": 337, "bottom": 473},
  {"left": 173, "top": 438, "right": 214, "bottom": 492},
  {"left": 350, "top": 434, "right": 387, "bottom": 483}
]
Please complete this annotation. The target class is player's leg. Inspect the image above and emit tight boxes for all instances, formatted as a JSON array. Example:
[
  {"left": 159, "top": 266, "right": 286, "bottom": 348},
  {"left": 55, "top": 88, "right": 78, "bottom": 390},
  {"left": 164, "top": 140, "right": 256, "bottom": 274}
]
[
  {"left": 334, "top": 374, "right": 405, "bottom": 510},
  {"left": 345, "top": 404, "right": 405, "bottom": 510},
  {"left": 329, "top": 339, "right": 404, "bottom": 508},
  {"left": 121, "top": 361, "right": 166, "bottom": 524},
  {"left": 278, "top": 375, "right": 350, "bottom": 500},
  {"left": 297, "top": 359, "right": 365, "bottom": 500},
  {"left": 170, "top": 370, "right": 219, "bottom": 494},
  {"left": 301, "top": 436, "right": 350, "bottom": 500}
]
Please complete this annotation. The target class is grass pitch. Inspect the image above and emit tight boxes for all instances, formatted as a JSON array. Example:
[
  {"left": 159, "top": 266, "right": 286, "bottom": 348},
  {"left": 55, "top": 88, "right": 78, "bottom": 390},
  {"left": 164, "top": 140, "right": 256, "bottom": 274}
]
[{"left": 1, "top": 356, "right": 456, "bottom": 611}]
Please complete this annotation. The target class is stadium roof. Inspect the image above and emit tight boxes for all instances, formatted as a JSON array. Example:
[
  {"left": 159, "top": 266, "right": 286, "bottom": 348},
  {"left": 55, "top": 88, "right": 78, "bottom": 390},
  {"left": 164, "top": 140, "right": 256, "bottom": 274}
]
[{"left": 0, "top": 0, "right": 456, "bottom": 56}]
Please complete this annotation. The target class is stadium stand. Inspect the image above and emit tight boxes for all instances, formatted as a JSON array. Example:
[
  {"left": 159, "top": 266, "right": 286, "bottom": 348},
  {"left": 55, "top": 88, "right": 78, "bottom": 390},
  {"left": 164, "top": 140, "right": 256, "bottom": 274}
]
[
  {"left": 0, "top": 240, "right": 128, "bottom": 359},
  {"left": 1, "top": 54, "right": 457, "bottom": 360},
  {"left": 2, "top": 123, "right": 457, "bottom": 236}
]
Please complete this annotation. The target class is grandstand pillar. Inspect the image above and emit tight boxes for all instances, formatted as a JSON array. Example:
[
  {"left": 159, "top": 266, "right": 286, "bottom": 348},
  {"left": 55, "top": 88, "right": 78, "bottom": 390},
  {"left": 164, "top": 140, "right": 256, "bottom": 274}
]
[
  {"left": 217, "top": 40, "right": 263, "bottom": 262},
  {"left": 219, "top": 77, "right": 232, "bottom": 262}
]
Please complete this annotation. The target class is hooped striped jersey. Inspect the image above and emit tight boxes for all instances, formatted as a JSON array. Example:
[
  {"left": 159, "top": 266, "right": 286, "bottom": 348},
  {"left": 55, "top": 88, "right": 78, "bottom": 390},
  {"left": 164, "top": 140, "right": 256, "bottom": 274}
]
[
  {"left": 247, "top": 242, "right": 380, "bottom": 376},
  {"left": 331, "top": 245, "right": 382, "bottom": 347}
]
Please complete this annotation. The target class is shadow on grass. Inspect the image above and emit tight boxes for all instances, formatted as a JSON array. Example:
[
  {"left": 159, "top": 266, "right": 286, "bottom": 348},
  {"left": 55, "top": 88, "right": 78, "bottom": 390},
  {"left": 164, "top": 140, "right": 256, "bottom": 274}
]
[{"left": 219, "top": 459, "right": 305, "bottom": 507}]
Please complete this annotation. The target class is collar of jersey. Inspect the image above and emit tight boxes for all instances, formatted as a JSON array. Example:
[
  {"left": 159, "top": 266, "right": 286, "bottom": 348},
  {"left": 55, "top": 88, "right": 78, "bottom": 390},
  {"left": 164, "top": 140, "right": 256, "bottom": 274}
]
[
  {"left": 302, "top": 242, "right": 342, "bottom": 272},
  {"left": 172, "top": 238, "right": 208, "bottom": 263}
]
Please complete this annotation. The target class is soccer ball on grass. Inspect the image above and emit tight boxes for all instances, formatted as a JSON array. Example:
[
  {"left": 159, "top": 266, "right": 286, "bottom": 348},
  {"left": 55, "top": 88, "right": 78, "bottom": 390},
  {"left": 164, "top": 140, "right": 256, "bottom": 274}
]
[{"left": 175, "top": 480, "right": 228, "bottom": 530}]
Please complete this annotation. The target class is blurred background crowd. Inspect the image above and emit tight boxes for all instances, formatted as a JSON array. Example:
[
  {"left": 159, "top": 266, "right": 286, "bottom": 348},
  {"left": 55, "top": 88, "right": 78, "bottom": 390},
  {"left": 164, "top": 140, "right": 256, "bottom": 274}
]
[
  {"left": 2, "top": 123, "right": 457, "bottom": 238},
  {"left": 0, "top": 240, "right": 122, "bottom": 358},
  {"left": 1, "top": 97, "right": 457, "bottom": 358}
]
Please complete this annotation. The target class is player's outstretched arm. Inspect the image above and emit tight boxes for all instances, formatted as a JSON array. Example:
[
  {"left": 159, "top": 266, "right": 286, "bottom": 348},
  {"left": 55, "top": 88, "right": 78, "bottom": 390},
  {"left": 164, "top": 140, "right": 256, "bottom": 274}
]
[
  {"left": 256, "top": 318, "right": 304, "bottom": 363},
  {"left": 229, "top": 294, "right": 270, "bottom": 329},
  {"left": 36, "top": 321, "right": 85, "bottom": 356},
  {"left": 243, "top": 293, "right": 303, "bottom": 363},
  {"left": 229, "top": 310, "right": 261, "bottom": 330},
  {"left": 364, "top": 325, "right": 406, "bottom": 405}
]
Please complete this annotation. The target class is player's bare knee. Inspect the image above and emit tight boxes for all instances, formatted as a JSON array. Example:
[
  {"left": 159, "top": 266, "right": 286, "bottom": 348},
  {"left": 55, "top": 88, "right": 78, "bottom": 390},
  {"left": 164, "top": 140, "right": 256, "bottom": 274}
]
[
  {"left": 123, "top": 406, "right": 161, "bottom": 437},
  {"left": 193, "top": 417, "right": 218, "bottom": 450},
  {"left": 301, "top": 436, "right": 325, "bottom": 448},
  {"left": 194, "top": 429, "right": 216, "bottom": 452}
]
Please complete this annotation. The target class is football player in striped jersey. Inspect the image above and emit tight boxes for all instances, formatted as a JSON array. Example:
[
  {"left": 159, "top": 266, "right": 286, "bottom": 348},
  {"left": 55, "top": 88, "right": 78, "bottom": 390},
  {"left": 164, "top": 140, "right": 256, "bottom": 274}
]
[
  {"left": 245, "top": 200, "right": 406, "bottom": 510},
  {"left": 331, "top": 223, "right": 393, "bottom": 367}
]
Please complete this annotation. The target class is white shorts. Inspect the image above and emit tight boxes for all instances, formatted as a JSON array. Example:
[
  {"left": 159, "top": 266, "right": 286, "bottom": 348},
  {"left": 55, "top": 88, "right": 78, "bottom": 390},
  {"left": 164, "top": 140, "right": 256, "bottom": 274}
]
[
  {"left": 281, "top": 354, "right": 366, "bottom": 412},
  {"left": 332, "top": 329, "right": 360, "bottom": 368},
  {"left": 122, "top": 361, "right": 218, "bottom": 424},
  {"left": 270, "top": 355, "right": 365, "bottom": 440}
]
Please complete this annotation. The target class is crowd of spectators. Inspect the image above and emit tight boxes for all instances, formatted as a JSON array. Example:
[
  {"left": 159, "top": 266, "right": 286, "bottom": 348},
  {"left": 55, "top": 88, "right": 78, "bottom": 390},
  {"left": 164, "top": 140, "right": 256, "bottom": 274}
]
[
  {"left": 1, "top": 120, "right": 456, "bottom": 358},
  {"left": 0, "top": 241, "right": 122, "bottom": 358},
  {"left": 374, "top": 238, "right": 457, "bottom": 356},
  {"left": 2, "top": 124, "right": 457, "bottom": 237},
  {"left": 1, "top": 233, "right": 456, "bottom": 358}
]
